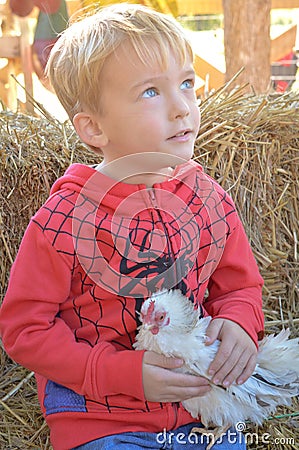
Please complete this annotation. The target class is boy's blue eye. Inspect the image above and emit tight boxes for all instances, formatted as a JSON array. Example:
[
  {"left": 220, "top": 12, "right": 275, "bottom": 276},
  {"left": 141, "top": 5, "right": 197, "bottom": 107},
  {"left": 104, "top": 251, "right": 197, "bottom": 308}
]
[
  {"left": 142, "top": 88, "right": 158, "bottom": 98},
  {"left": 181, "top": 79, "right": 194, "bottom": 90}
]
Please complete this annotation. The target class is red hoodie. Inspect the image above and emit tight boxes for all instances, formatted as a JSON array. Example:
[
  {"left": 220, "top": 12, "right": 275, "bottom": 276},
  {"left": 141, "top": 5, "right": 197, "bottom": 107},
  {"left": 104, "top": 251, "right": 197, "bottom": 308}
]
[{"left": 0, "top": 161, "right": 264, "bottom": 450}]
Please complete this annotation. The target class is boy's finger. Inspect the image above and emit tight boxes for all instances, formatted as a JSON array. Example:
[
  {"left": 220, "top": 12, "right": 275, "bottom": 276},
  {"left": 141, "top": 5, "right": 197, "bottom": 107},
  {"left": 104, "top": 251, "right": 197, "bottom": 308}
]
[
  {"left": 214, "top": 346, "right": 247, "bottom": 386},
  {"left": 208, "top": 338, "right": 234, "bottom": 377},
  {"left": 236, "top": 354, "right": 257, "bottom": 385},
  {"left": 205, "top": 318, "right": 223, "bottom": 345}
]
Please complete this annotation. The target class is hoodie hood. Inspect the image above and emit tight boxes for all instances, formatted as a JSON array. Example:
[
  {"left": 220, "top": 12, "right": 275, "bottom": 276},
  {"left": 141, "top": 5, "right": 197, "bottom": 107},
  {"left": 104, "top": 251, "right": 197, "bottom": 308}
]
[{"left": 50, "top": 161, "right": 201, "bottom": 215}]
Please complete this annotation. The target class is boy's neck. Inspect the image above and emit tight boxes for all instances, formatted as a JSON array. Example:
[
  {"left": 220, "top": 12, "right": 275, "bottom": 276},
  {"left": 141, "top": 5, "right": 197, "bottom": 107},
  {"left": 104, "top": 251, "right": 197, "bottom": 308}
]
[{"left": 95, "top": 161, "right": 175, "bottom": 187}]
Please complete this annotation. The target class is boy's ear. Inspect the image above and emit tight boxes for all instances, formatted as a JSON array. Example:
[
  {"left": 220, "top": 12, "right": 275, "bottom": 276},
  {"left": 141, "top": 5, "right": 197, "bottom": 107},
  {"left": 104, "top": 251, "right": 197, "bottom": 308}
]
[{"left": 73, "top": 112, "right": 108, "bottom": 148}]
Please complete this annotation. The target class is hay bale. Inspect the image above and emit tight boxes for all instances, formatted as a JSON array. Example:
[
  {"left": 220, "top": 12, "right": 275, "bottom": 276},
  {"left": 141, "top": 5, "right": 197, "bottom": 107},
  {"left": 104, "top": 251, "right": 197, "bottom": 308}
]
[
  {"left": 0, "top": 112, "right": 97, "bottom": 295},
  {"left": 0, "top": 112, "right": 96, "bottom": 449},
  {"left": 196, "top": 87, "right": 299, "bottom": 330},
  {"left": 0, "top": 88, "right": 298, "bottom": 448}
]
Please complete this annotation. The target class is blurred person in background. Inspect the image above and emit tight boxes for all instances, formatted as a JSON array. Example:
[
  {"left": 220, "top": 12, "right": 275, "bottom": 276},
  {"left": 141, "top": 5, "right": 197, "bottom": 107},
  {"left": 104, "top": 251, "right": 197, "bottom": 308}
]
[{"left": 9, "top": 0, "right": 68, "bottom": 84}]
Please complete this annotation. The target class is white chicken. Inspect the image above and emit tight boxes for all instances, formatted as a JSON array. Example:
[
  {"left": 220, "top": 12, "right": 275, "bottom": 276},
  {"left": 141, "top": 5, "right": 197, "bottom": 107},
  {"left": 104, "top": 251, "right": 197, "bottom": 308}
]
[{"left": 134, "top": 289, "right": 299, "bottom": 450}]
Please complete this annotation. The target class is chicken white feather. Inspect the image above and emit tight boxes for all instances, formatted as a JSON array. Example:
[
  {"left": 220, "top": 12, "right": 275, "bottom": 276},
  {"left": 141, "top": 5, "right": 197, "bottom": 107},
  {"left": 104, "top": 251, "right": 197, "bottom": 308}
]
[{"left": 134, "top": 289, "right": 299, "bottom": 446}]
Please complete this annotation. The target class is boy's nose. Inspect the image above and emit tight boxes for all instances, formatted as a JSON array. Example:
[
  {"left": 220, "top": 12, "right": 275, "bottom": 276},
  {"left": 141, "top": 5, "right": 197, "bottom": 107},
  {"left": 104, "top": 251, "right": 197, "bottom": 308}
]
[{"left": 169, "top": 96, "right": 190, "bottom": 120}]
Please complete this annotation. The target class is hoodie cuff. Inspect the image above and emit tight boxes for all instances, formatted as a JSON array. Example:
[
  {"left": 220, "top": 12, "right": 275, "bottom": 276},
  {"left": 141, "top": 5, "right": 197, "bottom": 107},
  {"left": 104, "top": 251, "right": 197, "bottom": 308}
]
[
  {"left": 84, "top": 343, "right": 146, "bottom": 401},
  {"left": 206, "top": 300, "right": 264, "bottom": 347}
]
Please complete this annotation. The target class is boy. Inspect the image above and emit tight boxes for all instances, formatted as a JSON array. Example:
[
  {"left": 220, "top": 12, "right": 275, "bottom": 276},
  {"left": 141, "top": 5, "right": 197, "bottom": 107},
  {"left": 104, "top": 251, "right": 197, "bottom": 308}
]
[{"left": 0, "top": 4, "right": 264, "bottom": 449}]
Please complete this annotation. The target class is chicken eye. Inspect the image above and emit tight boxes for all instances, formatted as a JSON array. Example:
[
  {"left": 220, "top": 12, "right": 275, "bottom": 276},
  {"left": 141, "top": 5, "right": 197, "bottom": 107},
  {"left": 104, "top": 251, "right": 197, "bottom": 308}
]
[{"left": 158, "top": 314, "right": 165, "bottom": 321}]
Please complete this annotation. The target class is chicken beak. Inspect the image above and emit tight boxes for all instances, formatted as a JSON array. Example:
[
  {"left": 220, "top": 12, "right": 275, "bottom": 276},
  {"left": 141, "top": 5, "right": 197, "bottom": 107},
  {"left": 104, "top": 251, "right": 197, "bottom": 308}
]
[{"left": 143, "top": 323, "right": 159, "bottom": 335}]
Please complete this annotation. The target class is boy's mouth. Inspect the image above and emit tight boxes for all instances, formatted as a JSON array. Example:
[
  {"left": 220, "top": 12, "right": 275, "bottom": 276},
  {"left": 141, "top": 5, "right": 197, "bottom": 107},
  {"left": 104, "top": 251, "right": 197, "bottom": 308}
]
[{"left": 168, "top": 129, "right": 192, "bottom": 140}]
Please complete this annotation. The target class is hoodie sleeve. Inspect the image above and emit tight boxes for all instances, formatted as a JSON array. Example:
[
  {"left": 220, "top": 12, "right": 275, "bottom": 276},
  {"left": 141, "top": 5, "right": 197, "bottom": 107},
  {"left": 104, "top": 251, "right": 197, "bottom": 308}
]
[
  {"left": 0, "top": 220, "right": 146, "bottom": 402},
  {"left": 204, "top": 217, "right": 264, "bottom": 347}
]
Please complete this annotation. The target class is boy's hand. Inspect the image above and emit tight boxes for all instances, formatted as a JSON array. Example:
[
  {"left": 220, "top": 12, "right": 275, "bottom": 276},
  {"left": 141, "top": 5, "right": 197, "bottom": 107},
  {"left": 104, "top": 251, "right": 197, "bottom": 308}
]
[
  {"left": 205, "top": 318, "right": 257, "bottom": 387},
  {"left": 142, "top": 351, "right": 211, "bottom": 403}
]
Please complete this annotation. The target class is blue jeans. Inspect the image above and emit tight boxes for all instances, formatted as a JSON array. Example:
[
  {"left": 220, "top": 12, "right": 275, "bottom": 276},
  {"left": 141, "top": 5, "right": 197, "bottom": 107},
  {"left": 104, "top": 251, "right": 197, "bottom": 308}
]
[{"left": 73, "top": 423, "right": 246, "bottom": 449}]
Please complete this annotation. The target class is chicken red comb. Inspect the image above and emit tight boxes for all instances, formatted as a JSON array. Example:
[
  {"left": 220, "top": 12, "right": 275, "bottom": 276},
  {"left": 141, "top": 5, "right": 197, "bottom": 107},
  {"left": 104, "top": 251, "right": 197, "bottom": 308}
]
[
  {"left": 141, "top": 300, "right": 155, "bottom": 323},
  {"left": 144, "top": 299, "right": 155, "bottom": 320},
  {"left": 142, "top": 300, "right": 155, "bottom": 323}
]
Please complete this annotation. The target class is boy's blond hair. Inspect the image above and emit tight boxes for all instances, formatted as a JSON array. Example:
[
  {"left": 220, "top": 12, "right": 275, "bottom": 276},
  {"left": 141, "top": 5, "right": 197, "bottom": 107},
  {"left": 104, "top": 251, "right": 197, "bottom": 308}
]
[{"left": 46, "top": 3, "right": 193, "bottom": 120}]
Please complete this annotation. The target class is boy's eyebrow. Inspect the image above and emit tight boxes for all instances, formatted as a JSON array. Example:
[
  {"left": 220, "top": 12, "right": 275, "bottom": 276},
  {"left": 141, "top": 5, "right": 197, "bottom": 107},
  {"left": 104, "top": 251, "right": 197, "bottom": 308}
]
[{"left": 131, "top": 69, "right": 196, "bottom": 91}]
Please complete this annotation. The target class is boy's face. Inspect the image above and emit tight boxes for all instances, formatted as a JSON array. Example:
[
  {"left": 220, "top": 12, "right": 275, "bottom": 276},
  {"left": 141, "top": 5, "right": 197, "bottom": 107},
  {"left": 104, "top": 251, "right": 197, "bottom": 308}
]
[{"left": 92, "top": 42, "right": 200, "bottom": 171}]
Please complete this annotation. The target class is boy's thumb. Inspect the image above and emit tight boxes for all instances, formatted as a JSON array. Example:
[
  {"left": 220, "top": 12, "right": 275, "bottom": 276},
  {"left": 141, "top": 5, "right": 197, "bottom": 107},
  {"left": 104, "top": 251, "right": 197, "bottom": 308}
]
[
  {"left": 205, "top": 319, "right": 222, "bottom": 345},
  {"left": 144, "top": 351, "right": 184, "bottom": 369},
  {"left": 163, "top": 355, "right": 184, "bottom": 369}
]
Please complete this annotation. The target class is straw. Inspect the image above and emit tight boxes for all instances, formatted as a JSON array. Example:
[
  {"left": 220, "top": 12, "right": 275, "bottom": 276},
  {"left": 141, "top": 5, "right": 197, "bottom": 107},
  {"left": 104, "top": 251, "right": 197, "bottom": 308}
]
[{"left": 1, "top": 84, "right": 298, "bottom": 448}]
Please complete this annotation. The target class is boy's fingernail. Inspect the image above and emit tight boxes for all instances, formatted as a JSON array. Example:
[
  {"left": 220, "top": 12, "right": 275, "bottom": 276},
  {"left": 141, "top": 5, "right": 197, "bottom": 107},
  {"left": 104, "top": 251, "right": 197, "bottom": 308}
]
[{"left": 174, "top": 359, "right": 184, "bottom": 366}]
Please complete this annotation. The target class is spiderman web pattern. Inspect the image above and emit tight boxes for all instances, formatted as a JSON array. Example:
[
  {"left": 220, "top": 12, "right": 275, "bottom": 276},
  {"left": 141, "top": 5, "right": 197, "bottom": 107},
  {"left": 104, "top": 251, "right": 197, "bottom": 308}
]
[{"left": 34, "top": 171, "right": 236, "bottom": 414}]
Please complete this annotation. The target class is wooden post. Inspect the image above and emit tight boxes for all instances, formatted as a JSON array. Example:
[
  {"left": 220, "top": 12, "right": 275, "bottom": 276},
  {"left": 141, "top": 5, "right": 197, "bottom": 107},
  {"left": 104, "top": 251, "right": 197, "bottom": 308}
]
[
  {"left": 223, "top": 0, "right": 271, "bottom": 93},
  {"left": 19, "top": 17, "right": 34, "bottom": 113}
]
